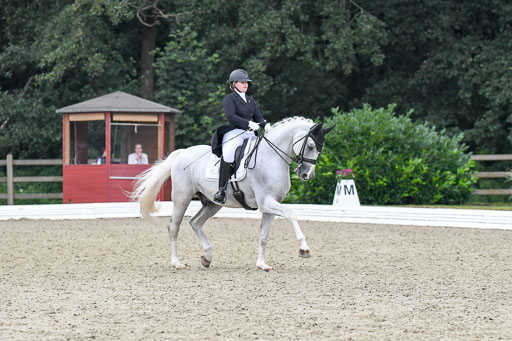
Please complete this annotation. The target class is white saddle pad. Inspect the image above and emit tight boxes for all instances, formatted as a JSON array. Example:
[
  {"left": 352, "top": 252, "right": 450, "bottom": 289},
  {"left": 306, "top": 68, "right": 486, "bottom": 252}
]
[{"left": 204, "top": 136, "right": 257, "bottom": 182}]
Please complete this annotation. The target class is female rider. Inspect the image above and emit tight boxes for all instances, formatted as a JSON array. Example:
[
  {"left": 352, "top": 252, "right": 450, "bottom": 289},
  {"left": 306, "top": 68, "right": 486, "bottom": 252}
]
[{"left": 212, "top": 69, "right": 271, "bottom": 204}]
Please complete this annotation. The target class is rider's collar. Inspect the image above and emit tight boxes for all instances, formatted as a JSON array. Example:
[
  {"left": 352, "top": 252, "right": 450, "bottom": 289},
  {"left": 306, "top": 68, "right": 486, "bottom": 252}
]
[{"left": 235, "top": 90, "right": 247, "bottom": 103}]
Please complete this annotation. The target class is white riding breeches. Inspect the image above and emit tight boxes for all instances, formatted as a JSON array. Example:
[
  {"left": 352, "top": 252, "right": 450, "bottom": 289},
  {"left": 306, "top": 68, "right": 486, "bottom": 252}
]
[{"left": 222, "top": 129, "right": 254, "bottom": 163}]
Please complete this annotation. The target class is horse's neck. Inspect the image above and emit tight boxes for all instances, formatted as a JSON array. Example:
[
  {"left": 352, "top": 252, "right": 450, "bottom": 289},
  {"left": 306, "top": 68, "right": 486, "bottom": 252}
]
[{"left": 265, "top": 122, "right": 311, "bottom": 155}]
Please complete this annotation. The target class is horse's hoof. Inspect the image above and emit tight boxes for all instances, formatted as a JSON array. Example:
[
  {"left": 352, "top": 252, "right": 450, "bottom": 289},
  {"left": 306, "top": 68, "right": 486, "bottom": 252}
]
[
  {"left": 299, "top": 249, "right": 311, "bottom": 258},
  {"left": 201, "top": 255, "right": 211, "bottom": 268},
  {"left": 172, "top": 261, "right": 187, "bottom": 270},
  {"left": 257, "top": 265, "right": 273, "bottom": 272}
]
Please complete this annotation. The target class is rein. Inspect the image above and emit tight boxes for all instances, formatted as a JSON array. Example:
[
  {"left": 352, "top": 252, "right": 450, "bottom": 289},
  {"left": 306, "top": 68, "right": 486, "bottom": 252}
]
[
  {"left": 245, "top": 124, "right": 323, "bottom": 172},
  {"left": 182, "top": 130, "right": 248, "bottom": 170},
  {"left": 184, "top": 123, "right": 323, "bottom": 172}
]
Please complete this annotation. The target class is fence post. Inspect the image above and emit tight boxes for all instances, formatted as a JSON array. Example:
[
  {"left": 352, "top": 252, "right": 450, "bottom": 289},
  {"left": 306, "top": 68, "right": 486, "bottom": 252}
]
[{"left": 7, "top": 154, "right": 14, "bottom": 205}]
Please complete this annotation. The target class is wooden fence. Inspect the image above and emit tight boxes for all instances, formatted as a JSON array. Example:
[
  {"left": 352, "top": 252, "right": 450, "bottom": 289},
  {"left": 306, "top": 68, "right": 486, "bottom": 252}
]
[
  {"left": 471, "top": 154, "right": 512, "bottom": 195},
  {"left": 0, "top": 154, "right": 62, "bottom": 205},
  {"left": 1, "top": 154, "right": 511, "bottom": 205}
]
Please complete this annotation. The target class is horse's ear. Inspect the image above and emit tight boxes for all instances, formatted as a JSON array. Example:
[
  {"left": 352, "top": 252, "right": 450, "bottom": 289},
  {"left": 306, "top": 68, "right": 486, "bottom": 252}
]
[
  {"left": 322, "top": 124, "right": 335, "bottom": 135},
  {"left": 312, "top": 123, "right": 322, "bottom": 133}
]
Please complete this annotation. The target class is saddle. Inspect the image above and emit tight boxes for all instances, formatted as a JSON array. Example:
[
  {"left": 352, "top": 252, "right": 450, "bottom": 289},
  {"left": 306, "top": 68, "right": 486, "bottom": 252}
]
[
  {"left": 204, "top": 136, "right": 258, "bottom": 210},
  {"left": 204, "top": 136, "right": 257, "bottom": 182}
]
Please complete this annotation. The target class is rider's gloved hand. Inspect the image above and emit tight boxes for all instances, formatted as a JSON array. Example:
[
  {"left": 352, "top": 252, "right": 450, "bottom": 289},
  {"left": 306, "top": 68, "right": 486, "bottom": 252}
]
[
  {"left": 264, "top": 123, "right": 272, "bottom": 133},
  {"left": 248, "top": 121, "right": 260, "bottom": 131}
]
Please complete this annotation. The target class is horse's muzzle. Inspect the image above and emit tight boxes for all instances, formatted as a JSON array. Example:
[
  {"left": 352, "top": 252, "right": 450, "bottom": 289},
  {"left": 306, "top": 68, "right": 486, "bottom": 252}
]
[
  {"left": 298, "top": 163, "right": 315, "bottom": 181},
  {"left": 300, "top": 168, "right": 315, "bottom": 181}
]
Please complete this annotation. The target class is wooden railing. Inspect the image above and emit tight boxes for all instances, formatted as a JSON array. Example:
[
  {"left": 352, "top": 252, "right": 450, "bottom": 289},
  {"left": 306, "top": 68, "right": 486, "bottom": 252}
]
[
  {"left": 471, "top": 154, "right": 512, "bottom": 195},
  {"left": 0, "top": 154, "right": 62, "bottom": 205}
]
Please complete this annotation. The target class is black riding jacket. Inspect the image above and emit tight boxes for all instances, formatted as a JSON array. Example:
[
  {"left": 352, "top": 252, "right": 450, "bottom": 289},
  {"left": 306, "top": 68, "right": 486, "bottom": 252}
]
[
  {"left": 223, "top": 92, "right": 265, "bottom": 129},
  {"left": 211, "top": 92, "right": 266, "bottom": 157}
]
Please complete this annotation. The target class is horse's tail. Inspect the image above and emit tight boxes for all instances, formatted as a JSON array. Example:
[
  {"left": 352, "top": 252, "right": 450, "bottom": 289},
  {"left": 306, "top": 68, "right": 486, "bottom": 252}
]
[{"left": 131, "top": 149, "right": 184, "bottom": 218}]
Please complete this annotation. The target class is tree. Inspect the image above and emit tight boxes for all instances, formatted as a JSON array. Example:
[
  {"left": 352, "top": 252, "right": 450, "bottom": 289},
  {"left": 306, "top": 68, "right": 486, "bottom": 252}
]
[
  {"left": 128, "top": 0, "right": 191, "bottom": 100},
  {"left": 0, "top": 0, "right": 138, "bottom": 158},
  {"left": 359, "top": 0, "right": 512, "bottom": 153},
  {"left": 2, "top": 0, "right": 510, "bottom": 159},
  {"left": 154, "top": 27, "right": 225, "bottom": 147},
  {"left": 186, "top": 0, "right": 388, "bottom": 122}
]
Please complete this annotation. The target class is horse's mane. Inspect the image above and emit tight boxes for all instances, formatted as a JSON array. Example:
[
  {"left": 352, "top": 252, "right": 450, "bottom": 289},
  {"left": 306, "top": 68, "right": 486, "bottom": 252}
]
[{"left": 271, "top": 116, "right": 314, "bottom": 127}]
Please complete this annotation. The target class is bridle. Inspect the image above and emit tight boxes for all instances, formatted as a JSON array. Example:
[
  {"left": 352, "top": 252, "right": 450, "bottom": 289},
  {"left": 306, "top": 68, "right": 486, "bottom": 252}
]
[
  {"left": 183, "top": 123, "right": 324, "bottom": 172},
  {"left": 253, "top": 123, "right": 324, "bottom": 172},
  {"left": 294, "top": 125, "right": 324, "bottom": 166}
]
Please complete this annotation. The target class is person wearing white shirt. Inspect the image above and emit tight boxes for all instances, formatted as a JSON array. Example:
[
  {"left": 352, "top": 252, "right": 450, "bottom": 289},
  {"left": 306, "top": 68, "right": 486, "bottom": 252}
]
[{"left": 128, "top": 144, "right": 148, "bottom": 165}]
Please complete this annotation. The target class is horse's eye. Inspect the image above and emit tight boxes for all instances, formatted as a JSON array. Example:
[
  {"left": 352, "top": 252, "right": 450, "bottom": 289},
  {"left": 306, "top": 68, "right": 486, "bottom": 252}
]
[{"left": 307, "top": 143, "right": 315, "bottom": 150}]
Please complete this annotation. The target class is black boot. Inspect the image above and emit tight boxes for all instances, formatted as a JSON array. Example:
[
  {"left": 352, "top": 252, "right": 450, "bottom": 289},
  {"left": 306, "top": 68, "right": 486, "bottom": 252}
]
[{"left": 213, "top": 159, "right": 233, "bottom": 204}]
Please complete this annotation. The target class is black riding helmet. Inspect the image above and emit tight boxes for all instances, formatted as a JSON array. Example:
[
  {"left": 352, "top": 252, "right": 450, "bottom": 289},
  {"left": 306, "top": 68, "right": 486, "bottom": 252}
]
[{"left": 229, "top": 69, "right": 251, "bottom": 83}]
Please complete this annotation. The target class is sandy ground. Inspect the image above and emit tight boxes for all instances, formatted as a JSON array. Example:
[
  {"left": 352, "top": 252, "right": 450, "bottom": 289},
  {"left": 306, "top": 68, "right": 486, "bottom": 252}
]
[{"left": 1, "top": 217, "right": 511, "bottom": 340}]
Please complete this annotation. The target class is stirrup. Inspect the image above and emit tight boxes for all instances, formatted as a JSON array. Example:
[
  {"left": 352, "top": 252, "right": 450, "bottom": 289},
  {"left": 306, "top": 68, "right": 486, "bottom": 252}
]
[{"left": 213, "top": 188, "right": 226, "bottom": 204}]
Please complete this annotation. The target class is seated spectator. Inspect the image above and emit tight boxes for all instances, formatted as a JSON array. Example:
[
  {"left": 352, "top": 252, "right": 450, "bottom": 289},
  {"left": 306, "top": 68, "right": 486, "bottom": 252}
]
[
  {"left": 96, "top": 148, "right": 107, "bottom": 164},
  {"left": 128, "top": 143, "right": 148, "bottom": 165}
]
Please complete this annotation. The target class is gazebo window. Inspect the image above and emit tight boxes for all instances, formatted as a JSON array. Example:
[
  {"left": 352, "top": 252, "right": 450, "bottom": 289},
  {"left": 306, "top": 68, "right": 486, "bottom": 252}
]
[
  {"left": 67, "top": 115, "right": 105, "bottom": 165},
  {"left": 110, "top": 114, "right": 160, "bottom": 164},
  {"left": 164, "top": 119, "right": 173, "bottom": 158}
]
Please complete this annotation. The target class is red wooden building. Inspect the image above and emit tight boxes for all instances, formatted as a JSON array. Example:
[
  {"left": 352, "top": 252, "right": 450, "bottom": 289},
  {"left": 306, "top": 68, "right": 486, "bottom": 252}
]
[{"left": 57, "top": 91, "right": 182, "bottom": 203}]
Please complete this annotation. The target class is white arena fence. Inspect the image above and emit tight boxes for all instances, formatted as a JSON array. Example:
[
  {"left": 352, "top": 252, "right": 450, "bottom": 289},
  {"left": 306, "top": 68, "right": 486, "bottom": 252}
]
[{"left": 1, "top": 201, "right": 511, "bottom": 230}]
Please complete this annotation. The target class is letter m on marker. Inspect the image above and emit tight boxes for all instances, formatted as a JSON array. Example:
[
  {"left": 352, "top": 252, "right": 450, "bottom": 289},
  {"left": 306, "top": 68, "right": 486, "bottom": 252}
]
[{"left": 344, "top": 184, "right": 355, "bottom": 195}]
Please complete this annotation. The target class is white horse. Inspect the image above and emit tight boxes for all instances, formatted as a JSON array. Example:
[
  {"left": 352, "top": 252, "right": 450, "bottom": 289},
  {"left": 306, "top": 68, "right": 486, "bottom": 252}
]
[{"left": 131, "top": 117, "right": 334, "bottom": 271}]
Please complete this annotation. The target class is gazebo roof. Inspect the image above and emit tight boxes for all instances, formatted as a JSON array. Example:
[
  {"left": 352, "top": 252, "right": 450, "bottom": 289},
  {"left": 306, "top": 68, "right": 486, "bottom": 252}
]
[{"left": 56, "top": 91, "right": 182, "bottom": 114}]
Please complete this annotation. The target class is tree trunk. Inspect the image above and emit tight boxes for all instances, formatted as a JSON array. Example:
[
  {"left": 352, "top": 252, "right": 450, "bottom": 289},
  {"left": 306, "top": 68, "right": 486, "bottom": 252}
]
[{"left": 140, "top": 23, "right": 157, "bottom": 100}]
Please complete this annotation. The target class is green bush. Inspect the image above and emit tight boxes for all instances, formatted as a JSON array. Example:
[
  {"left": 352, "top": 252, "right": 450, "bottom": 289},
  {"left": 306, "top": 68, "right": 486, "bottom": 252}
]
[{"left": 286, "top": 104, "right": 477, "bottom": 205}]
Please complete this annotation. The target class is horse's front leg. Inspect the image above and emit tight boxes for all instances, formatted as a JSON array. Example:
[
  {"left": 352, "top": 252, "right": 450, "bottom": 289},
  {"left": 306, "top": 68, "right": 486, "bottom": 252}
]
[
  {"left": 256, "top": 213, "right": 275, "bottom": 271},
  {"left": 260, "top": 196, "right": 311, "bottom": 258}
]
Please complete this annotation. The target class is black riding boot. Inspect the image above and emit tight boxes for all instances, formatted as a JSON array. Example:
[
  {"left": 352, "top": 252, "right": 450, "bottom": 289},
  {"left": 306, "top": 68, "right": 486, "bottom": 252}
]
[{"left": 213, "top": 158, "right": 233, "bottom": 204}]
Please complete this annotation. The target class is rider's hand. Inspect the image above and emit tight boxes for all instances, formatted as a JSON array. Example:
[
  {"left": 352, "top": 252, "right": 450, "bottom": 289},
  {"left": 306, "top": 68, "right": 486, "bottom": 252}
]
[
  {"left": 264, "top": 123, "right": 272, "bottom": 133},
  {"left": 248, "top": 121, "right": 260, "bottom": 131}
]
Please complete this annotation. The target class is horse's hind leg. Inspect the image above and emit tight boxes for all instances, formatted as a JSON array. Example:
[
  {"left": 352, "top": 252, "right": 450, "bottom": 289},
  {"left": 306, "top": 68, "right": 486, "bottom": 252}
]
[
  {"left": 189, "top": 200, "right": 221, "bottom": 268},
  {"left": 168, "top": 195, "right": 193, "bottom": 269}
]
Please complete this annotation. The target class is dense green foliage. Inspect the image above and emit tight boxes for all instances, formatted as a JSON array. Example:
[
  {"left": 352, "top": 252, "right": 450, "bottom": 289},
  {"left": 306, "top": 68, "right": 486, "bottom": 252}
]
[
  {"left": 361, "top": 1, "right": 512, "bottom": 154},
  {"left": 153, "top": 27, "right": 226, "bottom": 147},
  {"left": 2, "top": 0, "right": 511, "bottom": 159},
  {"left": 286, "top": 105, "right": 477, "bottom": 205},
  {"left": 1, "top": 0, "right": 510, "bottom": 204}
]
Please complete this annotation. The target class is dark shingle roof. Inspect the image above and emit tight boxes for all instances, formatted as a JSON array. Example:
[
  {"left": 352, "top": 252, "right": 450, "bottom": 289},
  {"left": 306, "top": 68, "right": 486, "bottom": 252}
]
[{"left": 56, "top": 91, "right": 182, "bottom": 114}]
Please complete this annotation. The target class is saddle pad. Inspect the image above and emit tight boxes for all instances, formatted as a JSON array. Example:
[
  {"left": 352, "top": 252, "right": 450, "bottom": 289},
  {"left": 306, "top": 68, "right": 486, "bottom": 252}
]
[{"left": 204, "top": 136, "right": 257, "bottom": 182}]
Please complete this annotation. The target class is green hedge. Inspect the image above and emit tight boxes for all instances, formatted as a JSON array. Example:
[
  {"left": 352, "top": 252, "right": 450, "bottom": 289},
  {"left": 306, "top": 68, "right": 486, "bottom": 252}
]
[{"left": 286, "top": 104, "right": 477, "bottom": 205}]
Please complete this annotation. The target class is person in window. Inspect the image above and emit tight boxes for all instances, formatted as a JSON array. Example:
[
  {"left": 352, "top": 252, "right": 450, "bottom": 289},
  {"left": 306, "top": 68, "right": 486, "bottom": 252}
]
[
  {"left": 128, "top": 143, "right": 148, "bottom": 164},
  {"left": 211, "top": 69, "right": 271, "bottom": 204},
  {"left": 96, "top": 148, "right": 107, "bottom": 164}
]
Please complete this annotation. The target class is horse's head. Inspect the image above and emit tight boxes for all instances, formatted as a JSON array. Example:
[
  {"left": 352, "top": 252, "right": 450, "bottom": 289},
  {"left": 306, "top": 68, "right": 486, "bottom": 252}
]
[{"left": 293, "top": 122, "right": 335, "bottom": 181}]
